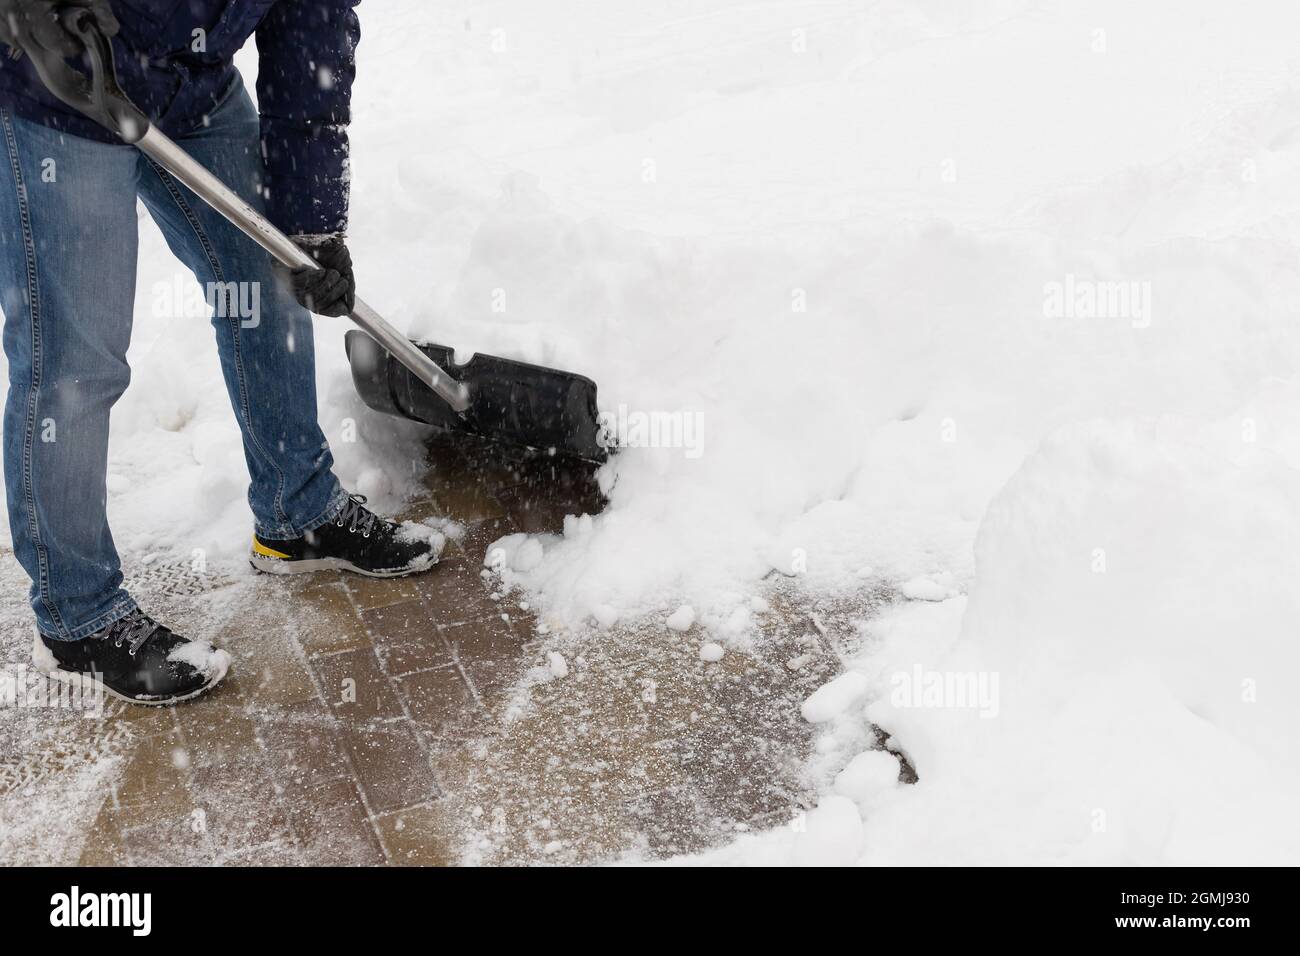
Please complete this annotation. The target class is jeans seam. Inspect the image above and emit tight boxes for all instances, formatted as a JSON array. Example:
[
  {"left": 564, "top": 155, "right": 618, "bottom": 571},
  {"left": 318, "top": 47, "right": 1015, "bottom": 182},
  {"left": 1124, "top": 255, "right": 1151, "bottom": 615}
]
[
  {"left": 0, "top": 109, "right": 66, "bottom": 636},
  {"left": 41, "top": 595, "right": 140, "bottom": 642},
  {"left": 143, "top": 157, "right": 293, "bottom": 528},
  {"left": 257, "top": 483, "right": 348, "bottom": 540}
]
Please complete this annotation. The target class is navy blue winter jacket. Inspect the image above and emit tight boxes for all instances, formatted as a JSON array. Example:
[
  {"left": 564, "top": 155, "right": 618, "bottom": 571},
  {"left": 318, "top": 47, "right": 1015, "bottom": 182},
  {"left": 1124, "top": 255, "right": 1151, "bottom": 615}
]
[{"left": 0, "top": 0, "right": 360, "bottom": 236}]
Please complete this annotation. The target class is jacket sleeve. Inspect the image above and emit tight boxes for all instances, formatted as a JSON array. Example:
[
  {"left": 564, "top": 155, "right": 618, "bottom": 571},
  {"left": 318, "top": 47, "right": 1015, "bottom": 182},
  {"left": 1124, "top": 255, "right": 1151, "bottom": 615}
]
[{"left": 254, "top": 0, "right": 361, "bottom": 237}]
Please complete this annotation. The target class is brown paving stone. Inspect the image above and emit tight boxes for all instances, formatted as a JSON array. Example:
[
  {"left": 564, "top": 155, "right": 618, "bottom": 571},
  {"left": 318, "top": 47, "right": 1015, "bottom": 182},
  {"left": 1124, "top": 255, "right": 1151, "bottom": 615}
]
[
  {"left": 190, "top": 760, "right": 295, "bottom": 857},
  {"left": 438, "top": 614, "right": 527, "bottom": 665},
  {"left": 373, "top": 804, "right": 458, "bottom": 866},
  {"left": 340, "top": 719, "right": 440, "bottom": 814},
  {"left": 394, "top": 495, "right": 446, "bottom": 525},
  {"left": 219, "top": 631, "right": 318, "bottom": 709},
  {"left": 413, "top": 556, "right": 505, "bottom": 624},
  {"left": 216, "top": 838, "right": 299, "bottom": 866},
  {"left": 361, "top": 599, "right": 450, "bottom": 675},
  {"left": 623, "top": 785, "right": 720, "bottom": 859},
  {"left": 424, "top": 472, "right": 506, "bottom": 523},
  {"left": 446, "top": 515, "right": 517, "bottom": 566},
  {"left": 671, "top": 727, "right": 807, "bottom": 824},
  {"left": 422, "top": 597, "right": 850, "bottom": 864},
  {"left": 395, "top": 665, "right": 478, "bottom": 738},
  {"left": 106, "top": 731, "right": 194, "bottom": 827},
  {"left": 421, "top": 658, "right": 689, "bottom": 863},
  {"left": 254, "top": 700, "right": 350, "bottom": 790},
  {"left": 360, "top": 599, "right": 439, "bottom": 644},
  {"left": 292, "top": 580, "right": 373, "bottom": 657},
  {"left": 76, "top": 804, "right": 132, "bottom": 866},
  {"left": 101, "top": 699, "right": 177, "bottom": 737},
  {"left": 343, "top": 573, "right": 424, "bottom": 611},
  {"left": 460, "top": 656, "right": 528, "bottom": 716},
  {"left": 2, "top": 460, "right": 876, "bottom": 867},
  {"left": 120, "top": 814, "right": 215, "bottom": 866},
  {"left": 310, "top": 648, "right": 404, "bottom": 723},
  {"left": 175, "top": 704, "right": 264, "bottom": 780},
  {"left": 374, "top": 638, "right": 453, "bottom": 679},
  {"left": 285, "top": 776, "right": 385, "bottom": 866},
  {"left": 494, "top": 485, "right": 598, "bottom": 536},
  {"left": 424, "top": 440, "right": 525, "bottom": 499}
]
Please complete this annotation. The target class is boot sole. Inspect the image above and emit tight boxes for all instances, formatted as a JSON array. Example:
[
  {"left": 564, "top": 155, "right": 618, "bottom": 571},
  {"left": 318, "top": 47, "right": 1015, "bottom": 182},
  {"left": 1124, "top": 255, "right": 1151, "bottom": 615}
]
[
  {"left": 248, "top": 553, "right": 438, "bottom": 578},
  {"left": 31, "top": 635, "right": 231, "bottom": 708}
]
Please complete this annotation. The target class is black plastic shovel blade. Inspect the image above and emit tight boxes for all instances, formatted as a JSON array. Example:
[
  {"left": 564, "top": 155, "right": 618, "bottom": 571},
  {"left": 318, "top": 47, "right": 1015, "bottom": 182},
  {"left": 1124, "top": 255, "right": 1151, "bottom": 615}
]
[{"left": 345, "top": 331, "right": 608, "bottom": 462}]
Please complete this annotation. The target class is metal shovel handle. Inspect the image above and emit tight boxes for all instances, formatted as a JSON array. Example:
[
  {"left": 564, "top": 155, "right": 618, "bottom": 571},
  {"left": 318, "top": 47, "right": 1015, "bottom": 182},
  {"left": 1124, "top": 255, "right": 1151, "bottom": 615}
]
[
  {"left": 23, "top": 10, "right": 471, "bottom": 413},
  {"left": 132, "top": 129, "right": 471, "bottom": 412}
]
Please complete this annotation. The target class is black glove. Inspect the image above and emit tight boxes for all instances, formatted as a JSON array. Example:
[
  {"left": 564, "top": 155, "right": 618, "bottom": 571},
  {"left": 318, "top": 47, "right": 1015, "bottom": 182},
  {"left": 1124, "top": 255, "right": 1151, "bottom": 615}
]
[
  {"left": 284, "top": 235, "right": 356, "bottom": 317},
  {"left": 0, "top": 0, "right": 119, "bottom": 59}
]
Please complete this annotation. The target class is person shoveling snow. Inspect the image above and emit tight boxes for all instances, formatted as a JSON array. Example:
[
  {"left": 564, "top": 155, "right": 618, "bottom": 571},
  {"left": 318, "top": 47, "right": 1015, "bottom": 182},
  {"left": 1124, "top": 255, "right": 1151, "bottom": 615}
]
[{"left": 0, "top": 0, "right": 445, "bottom": 704}]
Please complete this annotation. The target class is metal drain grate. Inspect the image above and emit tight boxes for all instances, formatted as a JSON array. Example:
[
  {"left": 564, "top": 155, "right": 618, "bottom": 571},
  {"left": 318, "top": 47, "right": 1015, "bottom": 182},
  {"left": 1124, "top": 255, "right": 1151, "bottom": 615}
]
[{"left": 124, "top": 560, "right": 235, "bottom": 598}]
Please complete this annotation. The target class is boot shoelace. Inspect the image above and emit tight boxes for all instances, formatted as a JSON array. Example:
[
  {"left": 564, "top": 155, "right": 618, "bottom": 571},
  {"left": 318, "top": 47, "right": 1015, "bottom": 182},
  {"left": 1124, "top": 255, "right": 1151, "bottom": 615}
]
[
  {"left": 335, "top": 494, "right": 379, "bottom": 538},
  {"left": 107, "top": 610, "right": 161, "bottom": 658}
]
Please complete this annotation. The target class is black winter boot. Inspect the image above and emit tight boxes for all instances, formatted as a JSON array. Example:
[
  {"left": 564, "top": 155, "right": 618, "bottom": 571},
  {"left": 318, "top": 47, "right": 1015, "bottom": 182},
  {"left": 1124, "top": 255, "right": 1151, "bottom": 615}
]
[
  {"left": 33, "top": 608, "right": 231, "bottom": 706},
  {"left": 250, "top": 494, "right": 445, "bottom": 578}
]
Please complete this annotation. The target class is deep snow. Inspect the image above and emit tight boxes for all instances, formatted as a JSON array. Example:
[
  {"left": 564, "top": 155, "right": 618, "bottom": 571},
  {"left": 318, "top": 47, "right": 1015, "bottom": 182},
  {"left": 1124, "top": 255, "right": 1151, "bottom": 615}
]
[{"left": 5, "top": 0, "right": 1300, "bottom": 864}]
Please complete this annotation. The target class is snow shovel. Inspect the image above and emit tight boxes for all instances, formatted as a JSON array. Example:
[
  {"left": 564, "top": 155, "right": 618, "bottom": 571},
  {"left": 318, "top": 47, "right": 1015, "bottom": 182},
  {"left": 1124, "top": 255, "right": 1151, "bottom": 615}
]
[{"left": 20, "top": 10, "right": 608, "bottom": 462}]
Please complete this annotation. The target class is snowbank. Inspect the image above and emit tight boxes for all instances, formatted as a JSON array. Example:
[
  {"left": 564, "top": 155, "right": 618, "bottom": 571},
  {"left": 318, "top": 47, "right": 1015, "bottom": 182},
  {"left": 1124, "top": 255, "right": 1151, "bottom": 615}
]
[{"left": 688, "top": 414, "right": 1300, "bottom": 865}]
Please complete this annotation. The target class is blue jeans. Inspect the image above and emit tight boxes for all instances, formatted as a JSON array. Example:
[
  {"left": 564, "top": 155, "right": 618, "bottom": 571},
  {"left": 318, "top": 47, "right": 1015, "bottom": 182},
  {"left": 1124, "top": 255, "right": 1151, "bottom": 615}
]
[{"left": 0, "top": 77, "right": 346, "bottom": 640}]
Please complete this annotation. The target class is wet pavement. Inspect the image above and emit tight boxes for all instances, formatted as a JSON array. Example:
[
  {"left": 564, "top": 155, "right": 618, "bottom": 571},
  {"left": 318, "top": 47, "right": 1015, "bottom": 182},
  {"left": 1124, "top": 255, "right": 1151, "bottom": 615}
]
[{"left": 0, "top": 438, "right": 889, "bottom": 865}]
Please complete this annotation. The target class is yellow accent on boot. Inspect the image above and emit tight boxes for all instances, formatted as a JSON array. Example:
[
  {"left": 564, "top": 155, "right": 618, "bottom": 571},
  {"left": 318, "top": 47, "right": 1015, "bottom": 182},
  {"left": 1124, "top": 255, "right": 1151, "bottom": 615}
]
[{"left": 252, "top": 537, "right": 291, "bottom": 560}]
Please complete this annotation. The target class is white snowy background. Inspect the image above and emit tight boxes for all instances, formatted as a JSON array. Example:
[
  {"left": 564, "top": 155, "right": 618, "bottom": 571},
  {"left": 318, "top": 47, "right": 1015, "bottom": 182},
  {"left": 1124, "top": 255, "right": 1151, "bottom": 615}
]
[{"left": 6, "top": 0, "right": 1300, "bottom": 864}]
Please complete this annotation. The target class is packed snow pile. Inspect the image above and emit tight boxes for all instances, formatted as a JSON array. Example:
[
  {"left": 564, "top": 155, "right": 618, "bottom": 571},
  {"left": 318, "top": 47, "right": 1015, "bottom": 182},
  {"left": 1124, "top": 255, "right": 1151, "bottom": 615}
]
[{"left": 687, "top": 413, "right": 1300, "bottom": 864}]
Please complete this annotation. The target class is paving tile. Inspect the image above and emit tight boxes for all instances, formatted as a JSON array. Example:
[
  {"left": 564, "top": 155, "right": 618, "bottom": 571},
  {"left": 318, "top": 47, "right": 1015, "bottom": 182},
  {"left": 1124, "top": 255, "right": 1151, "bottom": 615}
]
[
  {"left": 218, "top": 631, "right": 318, "bottom": 709},
  {"left": 360, "top": 599, "right": 440, "bottom": 644},
  {"left": 216, "top": 838, "right": 300, "bottom": 866},
  {"left": 292, "top": 580, "right": 373, "bottom": 656},
  {"left": 448, "top": 514, "right": 517, "bottom": 564},
  {"left": 106, "top": 731, "right": 194, "bottom": 827},
  {"left": 461, "top": 656, "right": 528, "bottom": 715},
  {"left": 414, "top": 556, "right": 504, "bottom": 624},
  {"left": 174, "top": 701, "right": 262, "bottom": 773},
  {"left": 362, "top": 599, "right": 450, "bottom": 675},
  {"left": 424, "top": 440, "right": 525, "bottom": 499},
  {"left": 623, "top": 785, "right": 719, "bottom": 859},
  {"left": 671, "top": 727, "right": 806, "bottom": 824},
  {"left": 101, "top": 698, "right": 177, "bottom": 737},
  {"left": 120, "top": 813, "right": 214, "bottom": 866},
  {"left": 77, "top": 804, "right": 132, "bottom": 866},
  {"left": 374, "top": 638, "right": 454, "bottom": 678},
  {"left": 374, "top": 804, "right": 458, "bottom": 866},
  {"left": 424, "top": 473, "right": 505, "bottom": 523},
  {"left": 339, "top": 719, "right": 440, "bottom": 814},
  {"left": 395, "top": 665, "right": 478, "bottom": 738},
  {"left": 343, "top": 573, "right": 424, "bottom": 611},
  {"left": 254, "top": 700, "right": 350, "bottom": 790},
  {"left": 190, "top": 760, "right": 295, "bottom": 858},
  {"left": 283, "top": 776, "right": 385, "bottom": 866},
  {"left": 494, "top": 486, "right": 595, "bottom": 535},
  {"left": 310, "top": 648, "right": 404, "bottom": 724},
  {"left": 439, "top": 615, "right": 527, "bottom": 665},
  {"left": 1, "top": 499, "right": 868, "bottom": 867}
]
